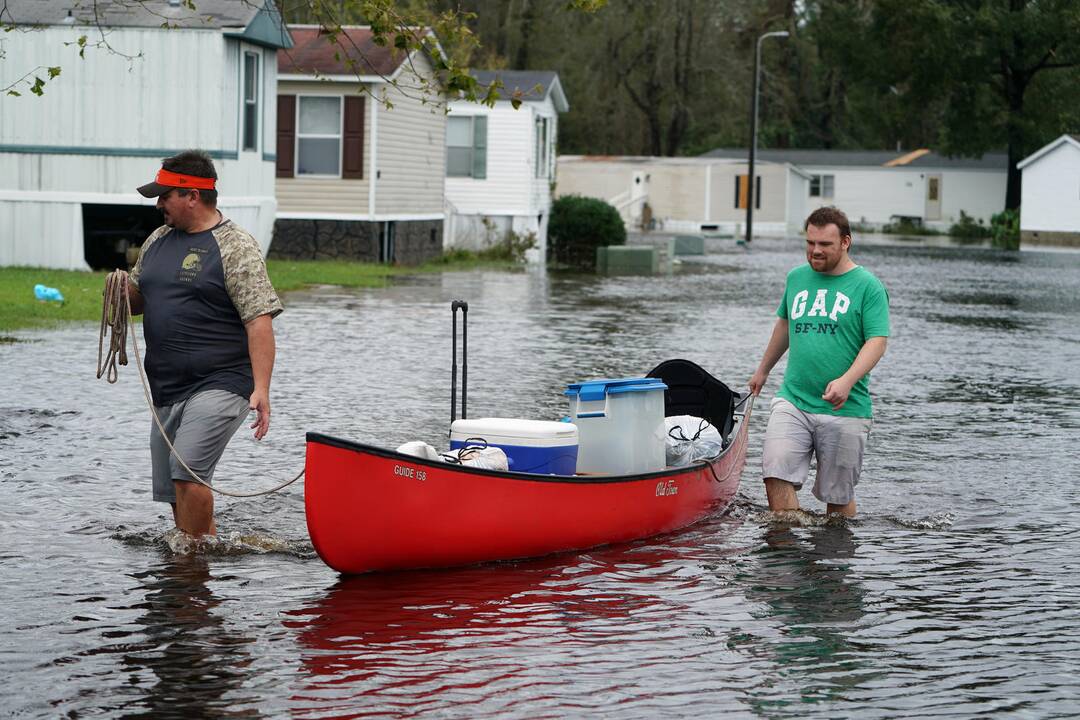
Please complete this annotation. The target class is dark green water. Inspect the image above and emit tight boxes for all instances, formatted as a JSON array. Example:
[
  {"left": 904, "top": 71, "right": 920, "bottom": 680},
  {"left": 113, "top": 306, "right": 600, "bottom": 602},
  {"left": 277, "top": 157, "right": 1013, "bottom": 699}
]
[{"left": 2, "top": 236, "right": 1079, "bottom": 717}]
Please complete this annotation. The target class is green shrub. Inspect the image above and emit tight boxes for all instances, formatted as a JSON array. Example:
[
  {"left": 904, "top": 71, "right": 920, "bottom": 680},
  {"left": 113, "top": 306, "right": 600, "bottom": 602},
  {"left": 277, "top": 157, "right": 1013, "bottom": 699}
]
[
  {"left": 548, "top": 195, "right": 626, "bottom": 270},
  {"left": 881, "top": 218, "right": 941, "bottom": 236},
  {"left": 948, "top": 210, "right": 991, "bottom": 239},
  {"left": 990, "top": 208, "right": 1020, "bottom": 250},
  {"left": 429, "top": 231, "right": 536, "bottom": 266},
  {"left": 477, "top": 231, "right": 536, "bottom": 263}
]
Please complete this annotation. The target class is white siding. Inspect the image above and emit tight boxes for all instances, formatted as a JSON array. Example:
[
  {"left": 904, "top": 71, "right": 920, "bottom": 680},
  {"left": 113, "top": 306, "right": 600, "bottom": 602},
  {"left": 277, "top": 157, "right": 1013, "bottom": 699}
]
[
  {"left": 529, "top": 98, "right": 559, "bottom": 218},
  {"left": 800, "top": 167, "right": 923, "bottom": 225},
  {"left": 1021, "top": 142, "right": 1080, "bottom": 232},
  {"left": 0, "top": 200, "right": 86, "bottom": 269},
  {"left": 786, "top": 171, "right": 809, "bottom": 233},
  {"left": 799, "top": 165, "right": 1006, "bottom": 227},
  {"left": 0, "top": 27, "right": 278, "bottom": 268},
  {"left": 938, "top": 170, "right": 1006, "bottom": 225},
  {"left": 445, "top": 102, "right": 534, "bottom": 215},
  {"left": 374, "top": 52, "right": 446, "bottom": 216}
]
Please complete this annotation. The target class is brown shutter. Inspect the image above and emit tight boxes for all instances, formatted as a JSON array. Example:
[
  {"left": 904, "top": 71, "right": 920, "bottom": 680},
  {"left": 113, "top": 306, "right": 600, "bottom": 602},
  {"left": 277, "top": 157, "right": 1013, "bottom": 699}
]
[
  {"left": 342, "top": 95, "right": 365, "bottom": 179},
  {"left": 276, "top": 94, "right": 295, "bottom": 178},
  {"left": 736, "top": 174, "right": 748, "bottom": 209}
]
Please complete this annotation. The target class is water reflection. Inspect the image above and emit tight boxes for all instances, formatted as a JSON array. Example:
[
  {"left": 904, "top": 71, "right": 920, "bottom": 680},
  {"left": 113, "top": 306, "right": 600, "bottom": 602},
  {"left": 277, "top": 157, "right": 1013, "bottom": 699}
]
[
  {"left": 119, "top": 556, "right": 256, "bottom": 718},
  {"left": 285, "top": 556, "right": 653, "bottom": 708},
  {"left": 741, "top": 521, "right": 883, "bottom": 710}
]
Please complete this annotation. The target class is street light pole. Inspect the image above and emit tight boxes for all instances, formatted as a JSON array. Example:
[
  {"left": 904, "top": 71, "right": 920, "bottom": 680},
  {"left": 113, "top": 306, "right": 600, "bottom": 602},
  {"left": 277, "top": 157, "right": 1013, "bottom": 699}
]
[{"left": 745, "top": 30, "right": 789, "bottom": 245}]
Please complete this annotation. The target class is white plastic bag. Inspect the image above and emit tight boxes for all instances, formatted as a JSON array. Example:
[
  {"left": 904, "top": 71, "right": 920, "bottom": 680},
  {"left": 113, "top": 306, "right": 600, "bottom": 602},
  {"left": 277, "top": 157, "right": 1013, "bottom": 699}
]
[
  {"left": 664, "top": 415, "right": 724, "bottom": 466},
  {"left": 396, "top": 440, "right": 441, "bottom": 461},
  {"left": 440, "top": 445, "right": 509, "bottom": 471}
]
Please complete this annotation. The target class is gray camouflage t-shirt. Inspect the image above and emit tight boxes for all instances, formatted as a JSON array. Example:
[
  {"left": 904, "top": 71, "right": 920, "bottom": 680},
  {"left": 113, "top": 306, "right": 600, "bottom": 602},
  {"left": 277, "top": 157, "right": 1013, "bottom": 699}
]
[{"left": 130, "top": 218, "right": 283, "bottom": 406}]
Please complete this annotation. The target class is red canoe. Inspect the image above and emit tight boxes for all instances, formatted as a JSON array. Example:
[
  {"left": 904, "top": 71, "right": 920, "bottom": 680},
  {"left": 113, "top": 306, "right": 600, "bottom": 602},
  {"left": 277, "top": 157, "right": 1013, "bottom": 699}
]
[{"left": 303, "top": 397, "right": 753, "bottom": 575}]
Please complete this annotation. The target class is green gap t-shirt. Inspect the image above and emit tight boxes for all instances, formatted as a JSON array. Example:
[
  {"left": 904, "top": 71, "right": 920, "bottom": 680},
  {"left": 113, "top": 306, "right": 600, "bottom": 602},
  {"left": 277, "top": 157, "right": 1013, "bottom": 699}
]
[{"left": 776, "top": 264, "right": 890, "bottom": 418}]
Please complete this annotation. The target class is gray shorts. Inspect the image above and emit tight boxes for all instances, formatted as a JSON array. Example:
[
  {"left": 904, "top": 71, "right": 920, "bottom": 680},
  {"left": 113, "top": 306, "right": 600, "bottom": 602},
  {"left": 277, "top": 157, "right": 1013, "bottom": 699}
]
[
  {"left": 761, "top": 397, "right": 873, "bottom": 505},
  {"left": 150, "top": 389, "right": 250, "bottom": 503}
]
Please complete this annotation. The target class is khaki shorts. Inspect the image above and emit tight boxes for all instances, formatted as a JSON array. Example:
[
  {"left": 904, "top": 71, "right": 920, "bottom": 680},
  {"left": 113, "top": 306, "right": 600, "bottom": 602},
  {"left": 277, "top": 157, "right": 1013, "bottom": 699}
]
[
  {"left": 150, "top": 389, "right": 250, "bottom": 503},
  {"left": 761, "top": 397, "right": 872, "bottom": 505}
]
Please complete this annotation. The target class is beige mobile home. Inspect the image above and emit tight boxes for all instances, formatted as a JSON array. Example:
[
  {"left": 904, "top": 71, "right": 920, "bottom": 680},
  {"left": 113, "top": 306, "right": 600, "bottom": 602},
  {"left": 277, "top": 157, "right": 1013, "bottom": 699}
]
[
  {"left": 274, "top": 26, "right": 447, "bottom": 265},
  {"left": 701, "top": 148, "right": 1008, "bottom": 230},
  {"left": 556, "top": 156, "right": 810, "bottom": 237}
]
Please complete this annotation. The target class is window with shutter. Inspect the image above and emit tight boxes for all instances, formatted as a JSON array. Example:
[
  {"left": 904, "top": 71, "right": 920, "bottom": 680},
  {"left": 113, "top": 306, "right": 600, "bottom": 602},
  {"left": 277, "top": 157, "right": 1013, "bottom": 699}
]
[{"left": 297, "top": 96, "right": 342, "bottom": 177}]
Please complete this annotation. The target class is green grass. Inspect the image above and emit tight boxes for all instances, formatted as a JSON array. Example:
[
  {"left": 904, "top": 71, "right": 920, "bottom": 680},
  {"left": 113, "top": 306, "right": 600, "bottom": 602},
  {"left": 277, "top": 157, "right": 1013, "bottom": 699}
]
[
  {"left": 0, "top": 267, "right": 112, "bottom": 332},
  {"left": 0, "top": 254, "right": 521, "bottom": 333}
]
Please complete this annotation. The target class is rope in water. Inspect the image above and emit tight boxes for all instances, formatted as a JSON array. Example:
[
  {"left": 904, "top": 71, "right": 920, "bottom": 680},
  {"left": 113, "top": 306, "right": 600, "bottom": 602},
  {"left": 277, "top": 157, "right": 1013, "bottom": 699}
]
[{"left": 97, "top": 269, "right": 304, "bottom": 498}]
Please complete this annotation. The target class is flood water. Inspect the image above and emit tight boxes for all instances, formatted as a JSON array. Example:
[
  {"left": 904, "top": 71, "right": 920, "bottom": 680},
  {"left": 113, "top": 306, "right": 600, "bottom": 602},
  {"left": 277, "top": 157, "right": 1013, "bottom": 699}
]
[{"left": 3, "top": 235, "right": 1080, "bottom": 717}]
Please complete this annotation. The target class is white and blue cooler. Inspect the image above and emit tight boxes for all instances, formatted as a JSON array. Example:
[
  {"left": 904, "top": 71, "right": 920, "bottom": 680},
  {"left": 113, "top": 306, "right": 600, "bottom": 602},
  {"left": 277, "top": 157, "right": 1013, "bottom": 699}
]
[
  {"left": 564, "top": 377, "right": 668, "bottom": 475},
  {"left": 449, "top": 418, "right": 579, "bottom": 475}
]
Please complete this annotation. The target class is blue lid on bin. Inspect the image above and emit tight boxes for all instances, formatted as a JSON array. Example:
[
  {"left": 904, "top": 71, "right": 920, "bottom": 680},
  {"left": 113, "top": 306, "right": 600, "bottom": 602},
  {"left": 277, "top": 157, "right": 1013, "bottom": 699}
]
[{"left": 564, "top": 377, "right": 668, "bottom": 402}]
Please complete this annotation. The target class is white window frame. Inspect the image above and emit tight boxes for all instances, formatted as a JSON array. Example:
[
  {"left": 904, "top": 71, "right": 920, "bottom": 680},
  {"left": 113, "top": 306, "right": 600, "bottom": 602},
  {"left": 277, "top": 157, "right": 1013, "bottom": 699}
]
[
  {"left": 241, "top": 50, "right": 260, "bottom": 153},
  {"left": 446, "top": 115, "right": 480, "bottom": 178},
  {"left": 810, "top": 173, "right": 835, "bottom": 198},
  {"left": 295, "top": 94, "right": 344, "bottom": 178},
  {"left": 535, "top": 115, "right": 551, "bottom": 179}
]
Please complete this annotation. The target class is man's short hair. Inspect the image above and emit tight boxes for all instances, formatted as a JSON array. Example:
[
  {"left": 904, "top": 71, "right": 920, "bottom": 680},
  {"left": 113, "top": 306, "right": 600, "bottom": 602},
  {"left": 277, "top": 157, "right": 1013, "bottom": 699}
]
[
  {"left": 161, "top": 150, "right": 218, "bottom": 207},
  {"left": 804, "top": 206, "right": 851, "bottom": 241}
]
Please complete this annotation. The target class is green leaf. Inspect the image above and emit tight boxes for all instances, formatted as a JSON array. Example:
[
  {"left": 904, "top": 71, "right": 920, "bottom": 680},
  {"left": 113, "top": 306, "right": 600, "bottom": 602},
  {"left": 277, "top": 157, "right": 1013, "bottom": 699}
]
[
  {"left": 30, "top": 76, "right": 46, "bottom": 96},
  {"left": 48, "top": 67, "right": 61, "bottom": 79}
]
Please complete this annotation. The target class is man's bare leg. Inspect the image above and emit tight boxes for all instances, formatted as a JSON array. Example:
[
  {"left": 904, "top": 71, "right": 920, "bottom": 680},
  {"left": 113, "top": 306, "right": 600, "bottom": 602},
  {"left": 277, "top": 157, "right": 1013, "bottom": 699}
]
[
  {"left": 173, "top": 480, "right": 217, "bottom": 536},
  {"left": 827, "top": 499, "right": 857, "bottom": 518},
  {"left": 764, "top": 477, "right": 800, "bottom": 512}
]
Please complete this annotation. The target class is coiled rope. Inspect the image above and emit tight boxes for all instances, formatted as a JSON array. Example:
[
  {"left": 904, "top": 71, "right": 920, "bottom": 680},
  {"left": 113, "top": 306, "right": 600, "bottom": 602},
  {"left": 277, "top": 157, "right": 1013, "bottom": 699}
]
[{"left": 97, "top": 269, "right": 304, "bottom": 498}]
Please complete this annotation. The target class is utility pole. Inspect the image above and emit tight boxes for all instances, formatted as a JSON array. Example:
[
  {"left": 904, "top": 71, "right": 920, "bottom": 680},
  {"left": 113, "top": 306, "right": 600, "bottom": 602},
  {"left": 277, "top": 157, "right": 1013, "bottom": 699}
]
[{"left": 746, "top": 30, "right": 789, "bottom": 245}]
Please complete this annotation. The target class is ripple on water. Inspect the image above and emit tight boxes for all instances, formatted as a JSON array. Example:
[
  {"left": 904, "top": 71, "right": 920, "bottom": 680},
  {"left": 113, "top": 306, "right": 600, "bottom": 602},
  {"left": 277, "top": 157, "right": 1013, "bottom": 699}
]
[{"left": 3, "top": 240, "right": 1080, "bottom": 718}]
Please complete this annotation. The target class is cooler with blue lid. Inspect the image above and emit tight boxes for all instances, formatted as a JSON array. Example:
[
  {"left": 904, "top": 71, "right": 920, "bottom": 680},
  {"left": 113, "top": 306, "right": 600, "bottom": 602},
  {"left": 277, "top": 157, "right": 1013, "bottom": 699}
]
[
  {"left": 564, "top": 377, "right": 668, "bottom": 475},
  {"left": 449, "top": 418, "right": 579, "bottom": 475}
]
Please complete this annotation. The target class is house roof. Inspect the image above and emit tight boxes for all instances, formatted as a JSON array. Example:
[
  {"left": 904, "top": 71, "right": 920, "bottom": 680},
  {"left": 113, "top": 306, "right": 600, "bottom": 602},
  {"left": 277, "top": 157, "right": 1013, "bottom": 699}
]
[
  {"left": 700, "top": 147, "right": 1008, "bottom": 170},
  {"left": 279, "top": 25, "right": 436, "bottom": 79},
  {"left": 1017, "top": 134, "right": 1080, "bottom": 170},
  {"left": 471, "top": 70, "right": 569, "bottom": 112},
  {"left": 1, "top": 0, "right": 292, "bottom": 48}
]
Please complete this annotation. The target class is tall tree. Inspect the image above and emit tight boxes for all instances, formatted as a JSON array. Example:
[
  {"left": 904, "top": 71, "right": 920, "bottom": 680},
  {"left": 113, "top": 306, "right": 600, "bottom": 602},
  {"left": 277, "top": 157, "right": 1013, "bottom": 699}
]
[{"left": 870, "top": 0, "right": 1080, "bottom": 208}]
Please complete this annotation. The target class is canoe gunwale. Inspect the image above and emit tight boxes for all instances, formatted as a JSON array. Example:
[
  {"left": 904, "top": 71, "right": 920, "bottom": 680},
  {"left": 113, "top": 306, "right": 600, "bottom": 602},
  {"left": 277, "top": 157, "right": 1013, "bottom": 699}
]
[{"left": 305, "top": 404, "right": 751, "bottom": 486}]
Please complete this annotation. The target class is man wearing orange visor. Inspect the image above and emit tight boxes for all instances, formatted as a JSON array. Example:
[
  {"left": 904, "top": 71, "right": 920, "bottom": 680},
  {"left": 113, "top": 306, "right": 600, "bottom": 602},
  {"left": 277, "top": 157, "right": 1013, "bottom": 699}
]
[{"left": 128, "top": 149, "right": 283, "bottom": 537}]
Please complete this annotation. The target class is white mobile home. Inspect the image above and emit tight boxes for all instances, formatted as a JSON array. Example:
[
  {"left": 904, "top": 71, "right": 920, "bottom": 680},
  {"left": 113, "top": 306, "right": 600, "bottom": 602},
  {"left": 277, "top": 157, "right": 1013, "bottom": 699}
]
[
  {"left": 0, "top": 0, "right": 291, "bottom": 270},
  {"left": 1017, "top": 134, "right": 1080, "bottom": 247},
  {"left": 444, "top": 70, "right": 568, "bottom": 262},
  {"left": 274, "top": 26, "right": 447, "bottom": 265},
  {"left": 556, "top": 156, "right": 811, "bottom": 236},
  {"left": 702, "top": 148, "right": 1008, "bottom": 230}
]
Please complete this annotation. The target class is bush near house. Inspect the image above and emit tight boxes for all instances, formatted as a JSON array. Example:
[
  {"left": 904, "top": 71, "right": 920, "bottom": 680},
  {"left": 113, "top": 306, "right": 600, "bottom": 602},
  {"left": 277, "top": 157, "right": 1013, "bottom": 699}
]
[
  {"left": 948, "top": 210, "right": 992, "bottom": 239},
  {"left": 990, "top": 209, "right": 1020, "bottom": 250},
  {"left": 881, "top": 218, "right": 941, "bottom": 236},
  {"left": 548, "top": 195, "right": 626, "bottom": 270}
]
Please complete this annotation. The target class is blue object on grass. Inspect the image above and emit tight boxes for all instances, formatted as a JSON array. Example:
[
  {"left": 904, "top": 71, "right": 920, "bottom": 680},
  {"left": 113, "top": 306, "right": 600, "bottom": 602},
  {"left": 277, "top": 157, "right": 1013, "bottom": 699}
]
[{"left": 34, "top": 284, "right": 64, "bottom": 302}]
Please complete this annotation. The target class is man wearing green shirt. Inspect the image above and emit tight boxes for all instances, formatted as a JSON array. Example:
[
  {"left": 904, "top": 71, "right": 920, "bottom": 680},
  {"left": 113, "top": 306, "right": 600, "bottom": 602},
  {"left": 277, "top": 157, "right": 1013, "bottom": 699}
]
[{"left": 749, "top": 206, "right": 890, "bottom": 517}]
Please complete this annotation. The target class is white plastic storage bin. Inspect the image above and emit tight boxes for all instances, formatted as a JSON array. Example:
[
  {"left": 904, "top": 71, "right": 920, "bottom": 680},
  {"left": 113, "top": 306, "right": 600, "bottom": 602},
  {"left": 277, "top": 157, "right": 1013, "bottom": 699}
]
[
  {"left": 449, "top": 418, "right": 579, "bottom": 475},
  {"left": 564, "top": 377, "right": 668, "bottom": 475}
]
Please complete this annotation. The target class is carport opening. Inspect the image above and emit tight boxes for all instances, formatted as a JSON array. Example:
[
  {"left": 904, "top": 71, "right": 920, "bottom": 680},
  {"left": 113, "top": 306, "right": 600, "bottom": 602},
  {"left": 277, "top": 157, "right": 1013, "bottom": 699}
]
[{"left": 82, "top": 204, "right": 163, "bottom": 270}]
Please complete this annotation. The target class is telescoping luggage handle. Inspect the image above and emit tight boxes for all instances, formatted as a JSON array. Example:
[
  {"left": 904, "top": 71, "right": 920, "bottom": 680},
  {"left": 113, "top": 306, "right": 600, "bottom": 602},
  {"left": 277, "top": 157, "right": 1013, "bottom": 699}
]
[{"left": 450, "top": 300, "right": 468, "bottom": 425}]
